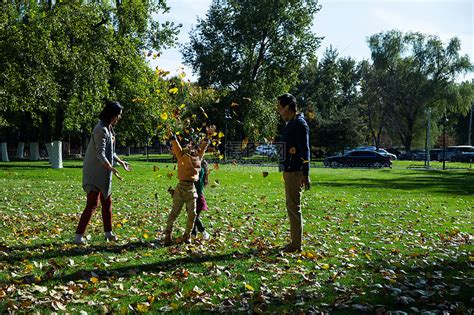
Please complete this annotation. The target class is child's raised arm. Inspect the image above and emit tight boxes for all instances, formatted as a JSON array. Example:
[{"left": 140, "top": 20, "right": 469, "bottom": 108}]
[
  {"left": 198, "top": 125, "right": 216, "bottom": 158},
  {"left": 170, "top": 135, "right": 183, "bottom": 158}
]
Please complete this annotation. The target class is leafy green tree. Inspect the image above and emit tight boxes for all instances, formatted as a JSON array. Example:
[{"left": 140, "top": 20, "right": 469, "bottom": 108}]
[
  {"left": 367, "top": 30, "right": 472, "bottom": 150},
  {"left": 182, "top": 0, "right": 321, "bottom": 141},
  {"left": 294, "top": 48, "right": 365, "bottom": 154},
  {"left": 0, "top": 1, "right": 179, "bottom": 166},
  {"left": 359, "top": 60, "right": 392, "bottom": 148}
]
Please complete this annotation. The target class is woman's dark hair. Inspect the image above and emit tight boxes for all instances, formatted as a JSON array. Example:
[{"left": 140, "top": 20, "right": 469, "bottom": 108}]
[
  {"left": 98, "top": 100, "right": 123, "bottom": 124},
  {"left": 202, "top": 159, "right": 209, "bottom": 187},
  {"left": 277, "top": 93, "right": 297, "bottom": 111}
]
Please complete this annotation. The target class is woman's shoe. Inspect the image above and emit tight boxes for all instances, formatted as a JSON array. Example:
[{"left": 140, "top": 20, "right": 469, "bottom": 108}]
[
  {"left": 105, "top": 231, "right": 118, "bottom": 242},
  {"left": 74, "top": 234, "right": 86, "bottom": 245}
]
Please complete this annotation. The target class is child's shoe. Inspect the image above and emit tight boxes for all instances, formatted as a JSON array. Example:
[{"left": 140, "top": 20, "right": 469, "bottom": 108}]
[
  {"left": 105, "top": 231, "right": 118, "bottom": 242},
  {"left": 202, "top": 231, "right": 210, "bottom": 240},
  {"left": 74, "top": 234, "right": 86, "bottom": 245}
]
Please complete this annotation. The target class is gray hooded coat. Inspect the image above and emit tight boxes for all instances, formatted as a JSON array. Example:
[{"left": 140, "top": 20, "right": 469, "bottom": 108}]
[{"left": 82, "top": 120, "right": 118, "bottom": 197}]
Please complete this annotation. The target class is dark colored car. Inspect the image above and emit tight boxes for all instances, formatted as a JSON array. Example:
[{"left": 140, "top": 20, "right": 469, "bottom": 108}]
[
  {"left": 458, "top": 148, "right": 474, "bottom": 162},
  {"left": 398, "top": 150, "right": 426, "bottom": 161},
  {"left": 324, "top": 150, "right": 392, "bottom": 168},
  {"left": 429, "top": 149, "right": 443, "bottom": 161}
]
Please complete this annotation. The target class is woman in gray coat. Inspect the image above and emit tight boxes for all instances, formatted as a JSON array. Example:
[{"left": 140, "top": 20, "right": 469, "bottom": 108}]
[{"left": 74, "top": 101, "right": 131, "bottom": 245}]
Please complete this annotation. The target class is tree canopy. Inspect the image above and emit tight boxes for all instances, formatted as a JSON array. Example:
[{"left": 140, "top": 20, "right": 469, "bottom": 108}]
[{"left": 182, "top": 0, "right": 321, "bottom": 141}]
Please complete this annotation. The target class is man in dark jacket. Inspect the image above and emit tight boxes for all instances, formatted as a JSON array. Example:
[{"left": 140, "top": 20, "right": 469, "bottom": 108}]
[{"left": 277, "top": 93, "right": 311, "bottom": 252}]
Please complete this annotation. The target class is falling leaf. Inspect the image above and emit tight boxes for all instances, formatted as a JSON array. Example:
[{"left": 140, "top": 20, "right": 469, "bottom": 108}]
[
  {"left": 213, "top": 163, "right": 219, "bottom": 170},
  {"left": 306, "top": 111, "right": 316, "bottom": 120},
  {"left": 167, "top": 172, "right": 174, "bottom": 179},
  {"left": 168, "top": 87, "right": 179, "bottom": 94},
  {"left": 199, "top": 107, "right": 208, "bottom": 119},
  {"left": 230, "top": 102, "right": 239, "bottom": 107},
  {"left": 218, "top": 131, "right": 225, "bottom": 138},
  {"left": 289, "top": 147, "right": 296, "bottom": 155},
  {"left": 179, "top": 104, "right": 186, "bottom": 109},
  {"left": 160, "top": 112, "right": 168, "bottom": 121},
  {"left": 321, "top": 264, "right": 330, "bottom": 270},
  {"left": 90, "top": 277, "right": 99, "bottom": 284},
  {"left": 241, "top": 137, "right": 249, "bottom": 150},
  {"left": 262, "top": 171, "right": 269, "bottom": 178},
  {"left": 153, "top": 166, "right": 160, "bottom": 172}
]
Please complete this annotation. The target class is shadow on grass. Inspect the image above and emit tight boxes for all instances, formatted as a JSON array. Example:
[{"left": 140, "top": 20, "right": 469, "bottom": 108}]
[
  {"left": 0, "top": 239, "right": 471, "bottom": 314},
  {"left": 318, "top": 170, "right": 474, "bottom": 196},
  {"left": 0, "top": 240, "right": 159, "bottom": 263},
  {"left": 0, "top": 163, "right": 82, "bottom": 169}
]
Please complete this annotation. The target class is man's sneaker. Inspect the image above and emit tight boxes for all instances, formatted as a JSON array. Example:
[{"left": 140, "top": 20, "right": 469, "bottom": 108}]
[
  {"left": 74, "top": 234, "right": 86, "bottom": 245},
  {"left": 105, "top": 231, "right": 118, "bottom": 242},
  {"left": 202, "top": 231, "right": 210, "bottom": 240}
]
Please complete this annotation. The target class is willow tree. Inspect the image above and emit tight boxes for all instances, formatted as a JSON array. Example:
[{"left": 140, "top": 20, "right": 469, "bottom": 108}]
[{"left": 367, "top": 30, "right": 472, "bottom": 150}]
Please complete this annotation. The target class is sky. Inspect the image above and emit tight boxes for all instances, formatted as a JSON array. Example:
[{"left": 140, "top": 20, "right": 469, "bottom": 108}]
[{"left": 151, "top": 0, "right": 474, "bottom": 82}]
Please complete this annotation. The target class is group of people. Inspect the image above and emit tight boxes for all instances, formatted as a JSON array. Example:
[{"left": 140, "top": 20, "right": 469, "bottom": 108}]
[{"left": 74, "top": 93, "right": 310, "bottom": 253}]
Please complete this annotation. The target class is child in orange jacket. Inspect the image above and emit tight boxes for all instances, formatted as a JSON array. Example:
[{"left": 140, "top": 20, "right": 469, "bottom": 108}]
[{"left": 164, "top": 126, "right": 214, "bottom": 245}]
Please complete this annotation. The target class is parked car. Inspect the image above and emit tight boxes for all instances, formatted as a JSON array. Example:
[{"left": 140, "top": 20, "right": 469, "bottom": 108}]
[
  {"left": 386, "top": 148, "right": 402, "bottom": 158},
  {"left": 429, "top": 149, "right": 443, "bottom": 161},
  {"left": 354, "top": 146, "right": 397, "bottom": 160},
  {"left": 458, "top": 148, "right": 474, "bottom": 162},
  {"left": 438, "top": 145, "right": 473, "bottom": 161},
  {"left": 375, "top": 148, "right": 397, "bottom": 160},
  {"left": 398, "top": 150, "right": 426, "bottom": 161},
  {"left": 254, "top": 144, "right": 278, "bottom": 157},
  {"left": 324, "top": 150, "right": 392, "bottom": 168},
  {"left": 449, "top": 146, "right": 474, "bottom": 162}
]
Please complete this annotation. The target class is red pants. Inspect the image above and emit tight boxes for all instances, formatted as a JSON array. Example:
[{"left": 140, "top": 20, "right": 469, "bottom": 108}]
[{"left": 76, "top": 191, "right": 112, "bottom": 234}]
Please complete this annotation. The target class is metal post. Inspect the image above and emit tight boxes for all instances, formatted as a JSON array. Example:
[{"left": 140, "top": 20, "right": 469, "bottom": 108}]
[
  {"left": 224, "top": 109, "right": 231, "bottom": 163},
  {"left": 146, "top": 136, "right": 150, "bottom": 162},
  {"left": 442, "top": 114, "right": 447, "bottom": 170},
  {"left": 468, "top": 103, "right": 473, "bottom": 146},
  {"left": 425, "top": 108, "right": 431, "bottom": 169}
]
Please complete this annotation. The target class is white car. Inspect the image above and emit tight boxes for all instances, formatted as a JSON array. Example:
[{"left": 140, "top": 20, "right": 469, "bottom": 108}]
[
  {"left": 376, "top": 148, "right": 397, "bottom": 160},
  {"left": 355, "top": 146, "right": 397, "bottom": 160},
  {"left": 254, "top": 145, "right": 278, "bottom": 157}
]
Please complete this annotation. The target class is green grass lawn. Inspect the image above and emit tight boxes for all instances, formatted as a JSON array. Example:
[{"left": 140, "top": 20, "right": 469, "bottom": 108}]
[{"left": 0, "top": 159, "right": 472, "bottom": 313}]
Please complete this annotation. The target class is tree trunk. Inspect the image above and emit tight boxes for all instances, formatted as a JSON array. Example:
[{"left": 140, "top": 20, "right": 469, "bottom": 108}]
[
  {"left": 16, "top": 142, "right": 25, "bottom": 159},
  {"left": 50, "top": 141, "right": 63, "bottom": 169},
  {"left": 126, "top": 146, "right": 131, "bottom": 156},
  {"left": 29, "top": 142, "right": 40, "bottom": 161},
  {"left": 49, "top": 105, "right": 65, "bottom": 168},
  {"left": 45, "top": 142, "right": 53, "bottom": 161},
  {"left": 1, "top": 142, "right": 9, "bottom": 162}
]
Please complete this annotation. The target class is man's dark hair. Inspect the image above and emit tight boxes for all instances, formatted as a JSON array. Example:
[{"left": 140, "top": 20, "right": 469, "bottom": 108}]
[
  {"left": 277, "top": 93, "right": 297, "bottom": 111},
  {"left": 99, "top": 100, "right": 123, "bottom": 124}
]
